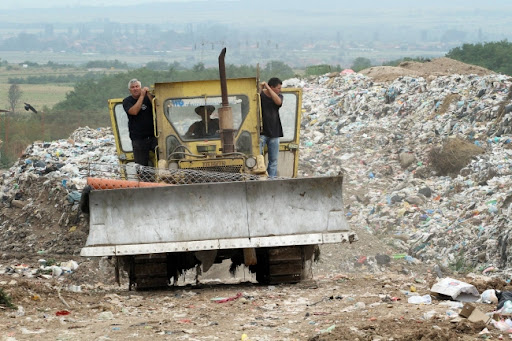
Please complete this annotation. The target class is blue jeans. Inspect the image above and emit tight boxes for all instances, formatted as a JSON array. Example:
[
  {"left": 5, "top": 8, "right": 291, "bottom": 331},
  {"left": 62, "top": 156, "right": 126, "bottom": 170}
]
[{"left": 260, "top": 135, "right": 279, "bottom": 177}]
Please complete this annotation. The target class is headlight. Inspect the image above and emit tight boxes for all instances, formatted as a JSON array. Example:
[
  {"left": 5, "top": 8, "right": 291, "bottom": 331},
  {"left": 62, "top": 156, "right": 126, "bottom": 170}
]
[{"left": 245, "top": 157, "right": 257, "bottom": 169}]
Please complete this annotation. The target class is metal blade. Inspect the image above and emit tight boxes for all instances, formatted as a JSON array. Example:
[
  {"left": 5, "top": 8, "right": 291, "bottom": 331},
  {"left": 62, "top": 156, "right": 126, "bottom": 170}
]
[{"left": 84, "top": 176, "right": 350, "bottom": 248}]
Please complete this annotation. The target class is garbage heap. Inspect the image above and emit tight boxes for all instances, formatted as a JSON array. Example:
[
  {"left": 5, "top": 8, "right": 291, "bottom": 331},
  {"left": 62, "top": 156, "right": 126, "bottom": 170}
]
[
  {"left": 0, "top": 58, "right": 511, "bottom": 277},
  {"left": 0, "top": 127, "right": 116, "bottom": 256},
  {"left": 292, "top": 63, "right": 512, "bottom": 275}
]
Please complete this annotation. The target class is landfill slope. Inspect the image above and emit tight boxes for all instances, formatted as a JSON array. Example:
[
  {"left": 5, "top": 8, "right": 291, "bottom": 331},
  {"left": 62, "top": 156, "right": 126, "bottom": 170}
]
[
  {"left": 0, "top": 56, "right": 511, "bottom": 274},
  {"left": 294, "top": 57, "right": 512, "bottom": 276},
  {"left": 0, "top": 127, "right": 116, "bottom": 259}
]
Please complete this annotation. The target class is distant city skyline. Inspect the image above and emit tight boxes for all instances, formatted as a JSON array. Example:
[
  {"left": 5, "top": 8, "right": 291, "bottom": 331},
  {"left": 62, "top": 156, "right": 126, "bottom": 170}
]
[{"left": 1, "top": 0, "right": 511, "bottom": 67}]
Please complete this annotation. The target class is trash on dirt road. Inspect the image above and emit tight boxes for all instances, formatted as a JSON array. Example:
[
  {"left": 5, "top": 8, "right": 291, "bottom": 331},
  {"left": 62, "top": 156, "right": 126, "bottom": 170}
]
[
  {"left": 407, "top": 294, "right": 432, "bottom": 304},
  {"left": 459, "top": 303, "right": 492, "bottom": 324},
  {"left": 211, "top": 292, "right": 242, "bottom": 303},
  {"left": 480, "top": 289, "right": 499, "bottom": 304},
  {"left": 430, "top": 277, "right": 480, "bottom": 301}
]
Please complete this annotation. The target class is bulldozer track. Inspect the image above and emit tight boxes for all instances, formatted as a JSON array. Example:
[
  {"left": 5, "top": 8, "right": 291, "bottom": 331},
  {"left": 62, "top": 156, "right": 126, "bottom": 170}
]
[
  {"left": 255, "top": 246, "right": 315, "bottom": 285},
  {"left": 123, "top": 245, "right": 316, "bottom": 290}
]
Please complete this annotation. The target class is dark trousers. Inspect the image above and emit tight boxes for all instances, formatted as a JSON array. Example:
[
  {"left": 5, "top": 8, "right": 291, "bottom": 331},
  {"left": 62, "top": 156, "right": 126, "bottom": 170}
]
[{"left": 131, "top": 136, "right": 158, "bottom": 166}]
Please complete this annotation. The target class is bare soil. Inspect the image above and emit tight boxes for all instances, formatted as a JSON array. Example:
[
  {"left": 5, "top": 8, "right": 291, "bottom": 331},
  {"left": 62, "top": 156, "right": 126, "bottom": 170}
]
[
  {"left": 1, "top": 235, "right": 508, "bottom": 341},
  {"left": 359, "top": 57, "right": 494, "bottom": 82}
]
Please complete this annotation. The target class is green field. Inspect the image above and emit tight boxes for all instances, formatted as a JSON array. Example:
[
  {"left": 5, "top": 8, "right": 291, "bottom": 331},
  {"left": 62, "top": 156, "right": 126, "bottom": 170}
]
[
  {"left": 0, "top": 64, "right": 128, "bottom": 112},
  {"left": 0, "top": 66, "right": 82, "bottom": 111},
  {"left": 0, "top": 83, "right": 73, "bottom": 112}
]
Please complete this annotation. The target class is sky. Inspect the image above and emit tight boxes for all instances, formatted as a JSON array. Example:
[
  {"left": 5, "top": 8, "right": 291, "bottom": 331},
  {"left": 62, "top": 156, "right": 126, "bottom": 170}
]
[
  {"left": 0, "top": 0, "right": 199, "bottom": 9},
  {"left": 3, "top": 0, "right": 511, "bottom": 9}
]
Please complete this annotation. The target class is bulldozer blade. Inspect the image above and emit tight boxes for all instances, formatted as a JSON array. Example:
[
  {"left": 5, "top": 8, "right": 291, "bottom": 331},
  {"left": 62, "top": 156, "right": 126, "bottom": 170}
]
[{"left": 82, "top": 176, "right": 352, "bottom": 256}]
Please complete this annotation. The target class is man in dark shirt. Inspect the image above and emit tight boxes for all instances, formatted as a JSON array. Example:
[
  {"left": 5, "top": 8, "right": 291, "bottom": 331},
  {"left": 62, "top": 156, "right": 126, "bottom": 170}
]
[
  {"left": 260, "top": 77, "right": 283, "bottom": 178},
  {"left": 185, "top": 105, "right": 220, "bottom": 139},
  {"left": 122, "top": 79, "right": 157, "bottom": 166}
]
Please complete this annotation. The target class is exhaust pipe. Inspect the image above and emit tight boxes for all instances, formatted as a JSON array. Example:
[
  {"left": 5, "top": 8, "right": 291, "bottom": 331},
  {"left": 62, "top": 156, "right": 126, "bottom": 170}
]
[{"left": 218, "top": 48, "right": 235, "bottom": 153}]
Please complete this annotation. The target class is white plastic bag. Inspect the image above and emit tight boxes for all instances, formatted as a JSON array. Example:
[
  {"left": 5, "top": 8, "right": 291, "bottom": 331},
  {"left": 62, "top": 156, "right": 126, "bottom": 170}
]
[
  {"left": 408, "top": 294, "right": 432, "bottom": 304},
  {"left": 480, "top": 289, "right": 498, "bottom": 304},
  {"left": 430, "top": 277, "right": 479, "bottom": 301}
]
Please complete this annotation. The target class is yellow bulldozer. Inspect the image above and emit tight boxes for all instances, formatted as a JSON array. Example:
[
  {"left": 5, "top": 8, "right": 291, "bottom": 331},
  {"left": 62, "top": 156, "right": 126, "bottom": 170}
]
[{"left": 81, "top": 49, "right": 356, "bottom": 289}]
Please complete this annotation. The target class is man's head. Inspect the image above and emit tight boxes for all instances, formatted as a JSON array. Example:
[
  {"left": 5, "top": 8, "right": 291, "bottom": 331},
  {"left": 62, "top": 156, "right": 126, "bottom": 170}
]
[
  {"left": 195, "top": 105, "right": 216, "bottom": 119},
  {"left": 268, "top": 77, "right": 282, "bottom": 95},
  {"left": 128, "top": 79, "right": 142, "bottom": 98}
]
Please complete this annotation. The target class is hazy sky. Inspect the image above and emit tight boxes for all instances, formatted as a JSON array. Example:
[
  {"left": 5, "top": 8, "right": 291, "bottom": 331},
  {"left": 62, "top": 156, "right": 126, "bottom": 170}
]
[
  {"left": 1, "top": 0, "right": 511, "bottom": 66},
  {"left": 3, "top": 0, "right": 511, "bottom": 10},
  {"left": 0, "top": 0, "right": 192, "bottom": 10}
]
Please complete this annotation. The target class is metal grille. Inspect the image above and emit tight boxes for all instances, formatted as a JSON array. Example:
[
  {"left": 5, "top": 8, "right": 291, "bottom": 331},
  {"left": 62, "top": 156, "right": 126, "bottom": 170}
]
[
  {"left": 180, "top": 165, "right": 243, "bottom": 174},
  {"left": 85, "top": 162, "right": 263, "bottom": 184}
]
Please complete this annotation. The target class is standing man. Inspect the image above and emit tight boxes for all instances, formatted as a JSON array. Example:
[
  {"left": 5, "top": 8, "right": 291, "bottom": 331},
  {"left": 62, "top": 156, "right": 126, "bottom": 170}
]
[
  {"left": 123, "top": 78, "right": 157, "bottom": 167},
  {"left": 260, "top": 77, "right": 283, "bottom": 178}
]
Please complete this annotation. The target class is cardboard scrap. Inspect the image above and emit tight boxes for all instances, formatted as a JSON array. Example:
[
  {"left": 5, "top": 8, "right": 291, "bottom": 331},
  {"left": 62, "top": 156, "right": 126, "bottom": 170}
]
[
  {"left": 459, "top": 303, "right": 492, "bottom": 324},
  {"left": 430, "top": 277, "right": 480, "bottom": 302}
]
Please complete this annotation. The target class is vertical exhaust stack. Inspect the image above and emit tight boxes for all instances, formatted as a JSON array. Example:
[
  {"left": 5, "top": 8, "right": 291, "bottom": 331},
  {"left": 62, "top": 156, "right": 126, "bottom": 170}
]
[{"left": 218, "top": 48, "right": 235, "bottom": 153}]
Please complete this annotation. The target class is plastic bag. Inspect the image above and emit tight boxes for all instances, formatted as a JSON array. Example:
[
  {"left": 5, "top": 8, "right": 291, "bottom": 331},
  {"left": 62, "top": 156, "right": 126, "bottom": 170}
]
[
  {"left": 497, "top": 291, "right": 512, "bottom": 309},
  {"left": 408, "top": 294, "right": 432, "bottom": 304},
  {"left": 430, "top": 277, "right": 479, "bottom": 301},
  {"left": 480, "top": 289, "right": 498, "bottom": 304},
  {"left": 501, "top": 301, "right": 512, "bottom": 315}
]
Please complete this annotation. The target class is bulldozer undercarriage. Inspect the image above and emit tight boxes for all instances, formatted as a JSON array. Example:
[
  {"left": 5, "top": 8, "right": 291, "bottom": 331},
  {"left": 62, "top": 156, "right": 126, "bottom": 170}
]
[{"left": 121, "top": 245, "right": 317, "bottom": 290}]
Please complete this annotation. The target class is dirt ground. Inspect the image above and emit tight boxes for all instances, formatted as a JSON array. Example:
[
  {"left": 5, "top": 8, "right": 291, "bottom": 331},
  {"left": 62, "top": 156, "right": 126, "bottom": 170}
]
[
  {"left": 359, "top": 57, "right": 494, "bottom": 82},
  {"left": 1, "top": 236, "right": 510, "bottom": 341}
]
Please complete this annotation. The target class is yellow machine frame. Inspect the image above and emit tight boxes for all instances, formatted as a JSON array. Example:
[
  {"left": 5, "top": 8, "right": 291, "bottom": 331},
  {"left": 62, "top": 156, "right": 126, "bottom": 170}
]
[{"left": 108, "top": 77, "right": 302, "bottom": 178}]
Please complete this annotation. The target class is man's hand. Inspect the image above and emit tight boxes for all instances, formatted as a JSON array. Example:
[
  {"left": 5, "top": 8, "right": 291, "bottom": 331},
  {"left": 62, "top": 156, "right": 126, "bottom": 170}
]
[
  {"left": 142, "top": 86, "right": 153, "bottom": 99},
  {"left": 260, "top": 82, "right": 281, "bottom": 106}
]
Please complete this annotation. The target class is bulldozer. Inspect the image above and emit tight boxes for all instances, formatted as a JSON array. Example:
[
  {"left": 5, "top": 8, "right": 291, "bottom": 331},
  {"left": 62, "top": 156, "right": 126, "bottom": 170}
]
[{"left": 81, "top": 49, "right": 356, "bottom": 289}]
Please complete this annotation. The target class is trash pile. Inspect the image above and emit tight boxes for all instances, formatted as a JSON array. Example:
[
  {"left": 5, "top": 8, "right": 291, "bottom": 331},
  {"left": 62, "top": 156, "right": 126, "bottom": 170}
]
[
  {"left": 0, "top": 259, "right": 79, "bottom": 280},
  {"left": 294, "top": 60, "right": 512, "bottom": 276},
  {"left": 0, "top": 127, "right": 116, "bottom": 256},
  {"left": 397, "top": 276, "right": 512, "bottom": 334},
  {"left": 0, "top": 57, "right": 511, "bottom": 279}
]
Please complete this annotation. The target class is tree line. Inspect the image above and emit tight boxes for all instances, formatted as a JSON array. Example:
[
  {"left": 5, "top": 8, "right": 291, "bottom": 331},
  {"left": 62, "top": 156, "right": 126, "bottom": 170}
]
[
  {"left": 0, "top": 60, "right": 296, "bottom": 166},
  {"left": 445, "top": 40, "right": 512, "bottom": 76},
  {"left": 2, "top": 41, "right": 512, "bottom": 167},
  {"left": 8, "top": 73, "right": 107, "bottom": 85}
]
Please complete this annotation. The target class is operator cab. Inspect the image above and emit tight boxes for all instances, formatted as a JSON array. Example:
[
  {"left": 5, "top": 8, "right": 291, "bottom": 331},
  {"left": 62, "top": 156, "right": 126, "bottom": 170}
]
[{"left": 163, "top": 96, "right": 248, "bottom": 141}]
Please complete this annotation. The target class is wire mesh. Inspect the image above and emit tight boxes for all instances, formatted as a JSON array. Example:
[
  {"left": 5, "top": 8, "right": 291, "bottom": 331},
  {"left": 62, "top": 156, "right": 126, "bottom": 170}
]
[{"left": 84, "top": 162, "right": 264, "bottom": 185}]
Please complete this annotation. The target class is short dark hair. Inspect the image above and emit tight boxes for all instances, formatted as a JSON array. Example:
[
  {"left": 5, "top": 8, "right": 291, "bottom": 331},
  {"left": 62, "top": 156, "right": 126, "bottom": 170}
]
[{"left": 268, "top": 77, "right": 282, "bottom": 87}]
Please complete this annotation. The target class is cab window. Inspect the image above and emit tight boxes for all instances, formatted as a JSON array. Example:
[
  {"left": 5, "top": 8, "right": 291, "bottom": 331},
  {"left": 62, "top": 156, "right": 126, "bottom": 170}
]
[
  {"left": 280, "top": 92, "right": 298, "bottom": 142},
  {"left": 114, "top": 104, "right": 133, "bottom": 152},
  {"left": 164, "top": 95, "right": 249, "bottom": 140}
]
